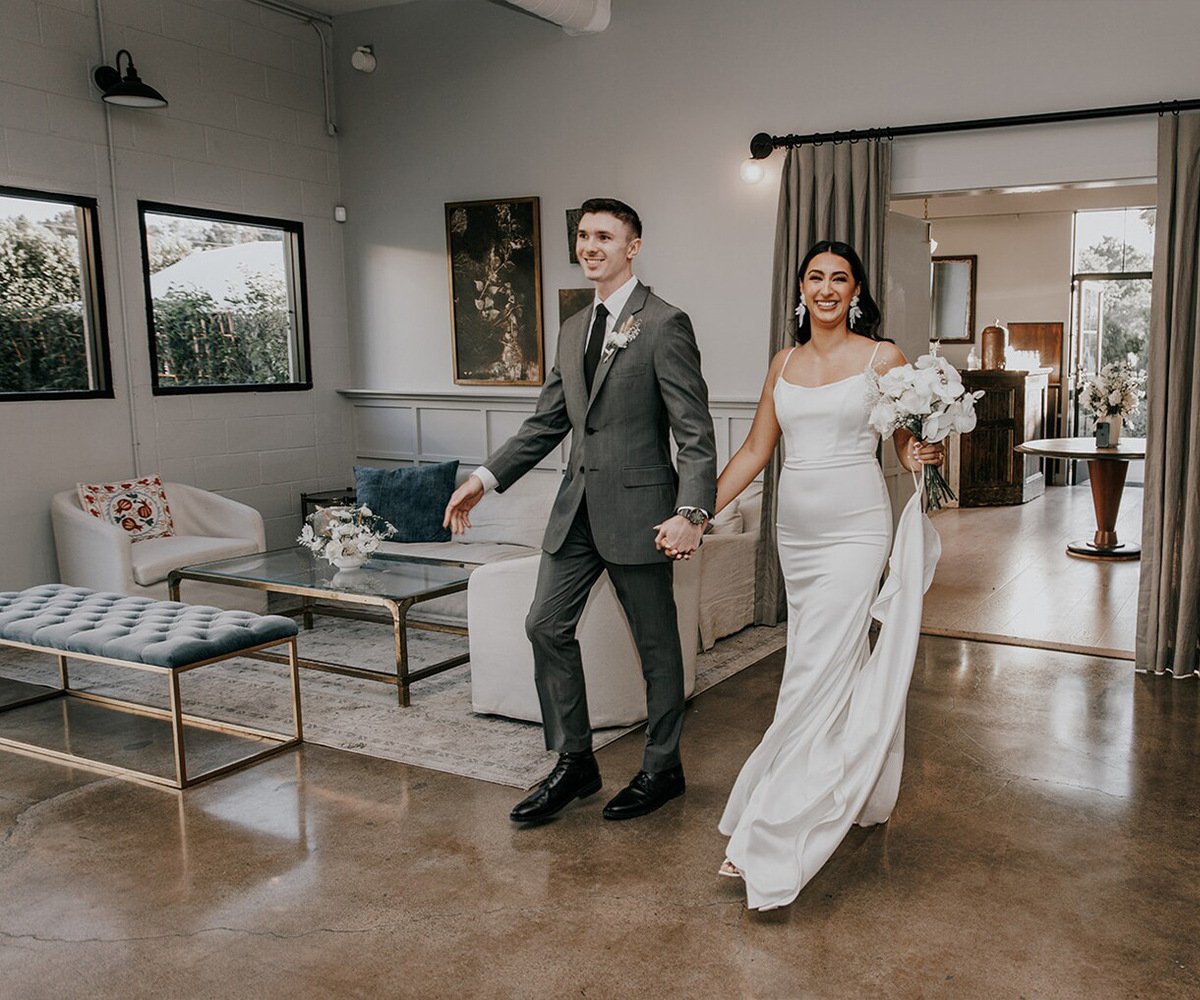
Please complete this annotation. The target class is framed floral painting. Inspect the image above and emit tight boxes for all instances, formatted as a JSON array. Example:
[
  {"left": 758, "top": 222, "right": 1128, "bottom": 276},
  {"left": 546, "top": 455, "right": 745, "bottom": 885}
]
[
  {"left": 558, "top": 287, "right": 594, "bottom": 325},
  {"left": 565, "top": 207, "right": 583, "bottom": 263},
  {"left": 445, "top": 196, "right": 544, "bottom": 386}
]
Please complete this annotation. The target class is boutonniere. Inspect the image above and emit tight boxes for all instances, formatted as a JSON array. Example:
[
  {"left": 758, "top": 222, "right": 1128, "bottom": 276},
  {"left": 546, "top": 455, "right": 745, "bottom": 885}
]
[{"left": 602, "top": 316, "right": 642, "bottom": 362}]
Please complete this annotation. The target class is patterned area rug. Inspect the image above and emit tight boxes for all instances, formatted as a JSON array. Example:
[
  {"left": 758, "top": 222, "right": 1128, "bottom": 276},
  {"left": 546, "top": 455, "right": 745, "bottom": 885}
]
[{"left": 0, "top": 621, "right": 784, "bottom": 788}]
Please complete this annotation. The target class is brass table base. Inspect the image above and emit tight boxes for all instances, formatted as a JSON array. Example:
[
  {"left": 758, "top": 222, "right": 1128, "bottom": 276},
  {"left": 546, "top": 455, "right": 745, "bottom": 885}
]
[{"left": 0, "top": 637, "right": 303, "bottom": 790}]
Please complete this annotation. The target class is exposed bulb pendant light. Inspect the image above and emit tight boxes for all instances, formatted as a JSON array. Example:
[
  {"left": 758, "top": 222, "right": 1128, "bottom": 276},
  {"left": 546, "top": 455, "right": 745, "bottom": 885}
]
[
  {"left": 93, "top": 50, "right": 168, "bottom": 108},
  {"left": 923, "top": 197, "right": 938, "bottom": 253}
]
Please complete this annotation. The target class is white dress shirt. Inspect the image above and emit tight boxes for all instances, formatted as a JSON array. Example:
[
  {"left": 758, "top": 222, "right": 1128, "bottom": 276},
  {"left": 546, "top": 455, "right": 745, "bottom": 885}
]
[{"left": 473, "top": 275, "right": 640, "bottom": 494}]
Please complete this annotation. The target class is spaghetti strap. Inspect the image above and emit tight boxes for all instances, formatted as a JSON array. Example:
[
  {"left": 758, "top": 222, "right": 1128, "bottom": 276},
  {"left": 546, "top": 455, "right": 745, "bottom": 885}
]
[
  {"left": 867, "top": 340, "right": 883, "bottom": 372},
  {"left": 776, "top": 347, "right": 799, "bottom": 386}
]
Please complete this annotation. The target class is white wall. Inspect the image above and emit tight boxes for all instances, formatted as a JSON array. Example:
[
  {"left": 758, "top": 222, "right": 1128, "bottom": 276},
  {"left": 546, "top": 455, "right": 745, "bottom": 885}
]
[
  {"left": 892, "top": 182, "right": 1159, "bottom": 370},
  {"left": 1, "top": 0, "right": 355, "bottom": 590},
  {"left": 331, "top": 0, "right": 1198, "bottom": 403},
  {"left": 924, "top": 213, "right": 1073, "bottom": 371}
]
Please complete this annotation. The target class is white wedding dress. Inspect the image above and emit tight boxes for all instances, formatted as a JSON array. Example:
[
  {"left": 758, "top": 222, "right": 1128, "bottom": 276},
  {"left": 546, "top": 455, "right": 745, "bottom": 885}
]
[{"left": 719, "top": 346, "right": 941, "bottom": 911}]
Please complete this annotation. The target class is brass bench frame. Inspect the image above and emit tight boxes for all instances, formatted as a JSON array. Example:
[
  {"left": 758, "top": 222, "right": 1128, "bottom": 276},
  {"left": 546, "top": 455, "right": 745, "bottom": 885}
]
[{"left": 0, "top": 635, "right": 303, "bottom": 789}]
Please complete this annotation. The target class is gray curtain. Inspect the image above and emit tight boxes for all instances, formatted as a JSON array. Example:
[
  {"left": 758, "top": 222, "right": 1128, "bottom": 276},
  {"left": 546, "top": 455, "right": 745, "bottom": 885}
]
[
  {"left": 754, "top": 141, "right": 892, "bottom": 624},
  {"left": 1136, "top": 112, "right": 1200, "bottom": 679}
]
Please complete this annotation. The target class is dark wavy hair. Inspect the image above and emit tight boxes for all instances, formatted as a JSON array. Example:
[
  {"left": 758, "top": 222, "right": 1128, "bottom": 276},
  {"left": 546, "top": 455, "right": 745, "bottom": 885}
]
[{"left": 794, "top": 240, "right": 882, "bottom": 343}]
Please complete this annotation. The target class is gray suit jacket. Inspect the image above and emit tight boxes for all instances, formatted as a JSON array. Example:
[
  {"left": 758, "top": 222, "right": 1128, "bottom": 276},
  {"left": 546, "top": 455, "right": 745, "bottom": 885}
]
[{"left": 486, "top": 282, "right": 717, "bottom": 564}]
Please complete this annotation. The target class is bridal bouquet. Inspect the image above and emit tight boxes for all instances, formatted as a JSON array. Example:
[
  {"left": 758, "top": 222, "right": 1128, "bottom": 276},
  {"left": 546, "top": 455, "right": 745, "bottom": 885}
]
[
  {"left": 1080, "top": 359, "right": 1145, "bottom": 419},
  {"left": 866, "top": 352, "right": 984, "bottom": 510},
  {"left": 299, "top": 505, "right": 396, "bottom": 568}
]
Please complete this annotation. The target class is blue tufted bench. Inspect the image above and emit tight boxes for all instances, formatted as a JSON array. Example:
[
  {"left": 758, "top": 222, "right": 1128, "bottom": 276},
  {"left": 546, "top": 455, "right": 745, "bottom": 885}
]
[{"left": 0, "top": 584, "right": 303, "bottom": 788}]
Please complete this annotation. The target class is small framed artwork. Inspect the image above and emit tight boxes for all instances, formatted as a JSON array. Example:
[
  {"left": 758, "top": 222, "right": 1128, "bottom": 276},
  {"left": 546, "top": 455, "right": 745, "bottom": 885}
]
[
  {"left": 445, "top": 196, "right": 544, "bottom": 386},
  {"left": 565, "top": 207, "right": 583, "bottom": 264},
  {"left": 930, "top": 255, "right": 977, "bottom": 343},
  {"left": 558, "top": 287, "right": 594, "bottom": 325}
]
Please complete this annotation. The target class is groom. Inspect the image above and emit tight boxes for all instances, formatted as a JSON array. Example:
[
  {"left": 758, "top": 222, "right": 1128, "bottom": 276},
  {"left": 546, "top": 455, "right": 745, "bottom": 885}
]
[{"left": 444, "top": 198, "right": 717, "bottom": 822}]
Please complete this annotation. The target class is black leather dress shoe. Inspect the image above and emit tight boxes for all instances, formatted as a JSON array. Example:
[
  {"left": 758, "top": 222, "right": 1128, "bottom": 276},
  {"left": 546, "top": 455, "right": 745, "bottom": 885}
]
[
  {"left": 509, "top": 751, "right": 602, "bottom": 822},
  {"left": 601, "top": 765, "right": 685, "bottom": 821}
]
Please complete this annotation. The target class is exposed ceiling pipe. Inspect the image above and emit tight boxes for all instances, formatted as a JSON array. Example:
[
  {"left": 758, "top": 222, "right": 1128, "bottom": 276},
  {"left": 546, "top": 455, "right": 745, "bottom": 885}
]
[{"left": 503, "top": 0, "right": 610, "bottom": 35}]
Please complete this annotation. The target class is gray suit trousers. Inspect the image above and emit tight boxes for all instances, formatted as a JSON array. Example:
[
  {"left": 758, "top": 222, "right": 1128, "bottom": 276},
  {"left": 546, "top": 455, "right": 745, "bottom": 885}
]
[{"left": 524, "top": 500, "right": 685, "bottom": 773}]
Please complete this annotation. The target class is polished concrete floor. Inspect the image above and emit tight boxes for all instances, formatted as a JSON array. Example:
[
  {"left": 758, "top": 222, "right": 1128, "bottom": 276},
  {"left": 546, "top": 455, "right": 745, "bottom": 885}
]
[
  {"left": 1, "top": 635, "right": 1197, "bottom": 999},
  {"left": 924, "top": 484, "right": 1142, "bottom": 659}
]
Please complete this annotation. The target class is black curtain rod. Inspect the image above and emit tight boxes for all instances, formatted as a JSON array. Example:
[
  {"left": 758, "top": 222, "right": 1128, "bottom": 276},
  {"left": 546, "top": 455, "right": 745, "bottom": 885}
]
[{"left": 749, "top": 98, "right": 1200, "bottom": 159}]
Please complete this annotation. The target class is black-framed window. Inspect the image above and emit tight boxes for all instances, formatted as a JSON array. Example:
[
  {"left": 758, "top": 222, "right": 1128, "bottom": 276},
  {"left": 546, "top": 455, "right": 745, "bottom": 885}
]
[
  {"left": 138, "top": 202, "right": 312, "bottom": 394},
  {"left": 0, "top": 186, "right": 112, "bottom": 401}
]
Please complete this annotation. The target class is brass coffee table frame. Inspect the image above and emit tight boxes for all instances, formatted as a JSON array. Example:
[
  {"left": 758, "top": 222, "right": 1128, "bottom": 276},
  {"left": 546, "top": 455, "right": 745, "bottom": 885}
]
[
  {"left": 169, "top": 554, "right": 471, "bottom": 707},
  {"left": 0, "top": 636, "right": 302, "bottom": 790}
]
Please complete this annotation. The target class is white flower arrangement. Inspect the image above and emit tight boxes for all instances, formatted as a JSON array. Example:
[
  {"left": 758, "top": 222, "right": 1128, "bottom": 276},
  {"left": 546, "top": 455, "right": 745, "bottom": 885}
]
[
  {"left": 602, "top": 316, "right": 642, "bottom": 361},
  {"left": 1080, "top": 359, "right": 1145, "bottom": 419},
  {"left": 866, "top": 351, "right": 984, "bottom": 510},
  {"left": 299, "top": 505, "right": 396, "bottom": 568}
]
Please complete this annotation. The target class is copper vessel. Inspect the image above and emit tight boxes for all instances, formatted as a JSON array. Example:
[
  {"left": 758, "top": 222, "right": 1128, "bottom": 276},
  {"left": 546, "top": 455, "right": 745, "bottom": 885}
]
[{"left": 981, "top": 321, "right": 1008, "bottom": 370}]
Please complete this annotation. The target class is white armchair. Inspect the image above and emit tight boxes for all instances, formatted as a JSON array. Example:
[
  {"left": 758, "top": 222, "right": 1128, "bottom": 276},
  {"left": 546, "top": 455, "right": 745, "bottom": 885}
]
[
  {"left": 51, "top": 483, "right": 267, "bottom": 612},
  {"left": 468, "top": 553, "right": 701, "bottom": 728}
]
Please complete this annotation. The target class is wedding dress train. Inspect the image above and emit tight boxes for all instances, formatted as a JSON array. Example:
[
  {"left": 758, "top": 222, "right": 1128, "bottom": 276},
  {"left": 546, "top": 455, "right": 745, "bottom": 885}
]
[{"left": 719, "top": 356, "right": 941, "bottom": 911}]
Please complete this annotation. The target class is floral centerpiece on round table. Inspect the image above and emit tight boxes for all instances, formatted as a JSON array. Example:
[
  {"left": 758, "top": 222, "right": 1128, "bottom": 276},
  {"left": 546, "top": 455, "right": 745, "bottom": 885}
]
[
  {"left": 298, "top": 505, "right": 396, "bottom": 569},
  {"left": 1080, "top": 359, "right": 1145, "bottom": 444},
  {"left": 866, "top": 351, "right": 985, "bottom": 511}
]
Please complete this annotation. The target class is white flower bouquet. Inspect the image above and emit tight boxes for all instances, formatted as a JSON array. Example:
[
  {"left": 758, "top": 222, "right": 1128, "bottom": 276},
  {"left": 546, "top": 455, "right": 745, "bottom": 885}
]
[
  {"left": 866, "top": 352, "right": 984, "bottom": 510},
  {"left": 299, "top": 505, "right": 396, "bottom": 569},
  {"left": 1080, "top": 359, "right": 1145, "bottom": 419}
]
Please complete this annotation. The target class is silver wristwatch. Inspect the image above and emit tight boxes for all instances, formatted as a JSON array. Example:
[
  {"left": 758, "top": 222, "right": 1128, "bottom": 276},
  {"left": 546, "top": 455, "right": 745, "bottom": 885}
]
[{"left": 675, "top": 506, "right": 710, "bottom": 525}]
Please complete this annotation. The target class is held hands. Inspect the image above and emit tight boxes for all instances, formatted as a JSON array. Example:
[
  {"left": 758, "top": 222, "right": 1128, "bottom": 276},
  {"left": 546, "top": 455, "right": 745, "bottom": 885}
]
[
  {"left": 905, "top": 439, "right": 944, "bottom": 471},
  {"left": 653, "top": 514, "right": 704, "bottom": 561},
  {"left": 443, "top": 474, "right": 484, "bottom": 535}
]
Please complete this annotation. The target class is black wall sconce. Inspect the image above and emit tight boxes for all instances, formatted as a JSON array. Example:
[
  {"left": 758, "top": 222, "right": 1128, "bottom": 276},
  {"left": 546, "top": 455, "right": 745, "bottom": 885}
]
[{"left": 93, "top": 50, "right": 168, "bottom": 108}]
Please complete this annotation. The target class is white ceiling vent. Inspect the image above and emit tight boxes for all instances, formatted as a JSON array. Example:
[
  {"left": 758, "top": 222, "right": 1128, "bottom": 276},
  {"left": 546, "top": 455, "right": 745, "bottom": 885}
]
[{"left": 505, "top": 0, "right": 611, "bottom": 35}]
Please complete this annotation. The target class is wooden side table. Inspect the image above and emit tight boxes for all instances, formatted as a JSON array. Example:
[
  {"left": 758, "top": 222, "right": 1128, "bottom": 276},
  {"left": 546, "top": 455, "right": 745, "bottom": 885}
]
[
  {"left": 299, "top": 488, "right": 357, "bottom": 522},
  {"left": 1015, "top": 437, "right": 1146, "bottom": 560}
]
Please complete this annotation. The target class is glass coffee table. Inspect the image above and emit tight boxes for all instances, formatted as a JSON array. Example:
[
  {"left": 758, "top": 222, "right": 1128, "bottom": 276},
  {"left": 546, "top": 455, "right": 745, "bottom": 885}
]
[{"left": 168, "top": 548, "right": 472, "bottom": 706}]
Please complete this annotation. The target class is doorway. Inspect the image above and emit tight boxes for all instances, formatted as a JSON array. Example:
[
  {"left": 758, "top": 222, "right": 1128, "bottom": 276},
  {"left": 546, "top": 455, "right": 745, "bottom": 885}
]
[{"left": 890, "top": 182, "right": 1151, "bottom": 660}]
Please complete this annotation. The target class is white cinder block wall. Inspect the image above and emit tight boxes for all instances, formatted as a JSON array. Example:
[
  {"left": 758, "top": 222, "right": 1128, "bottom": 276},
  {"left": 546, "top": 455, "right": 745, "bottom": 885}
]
[{"left": 0, "top": 0, "right": 355, "bottom": 589}]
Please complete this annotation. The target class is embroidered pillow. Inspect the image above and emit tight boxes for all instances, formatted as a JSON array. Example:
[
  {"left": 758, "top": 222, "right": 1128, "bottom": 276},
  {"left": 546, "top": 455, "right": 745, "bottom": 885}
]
[
  {"left": 354, "top": 461, "right": 459, "bottom": 543},
  {"left": 77, "top": 475, "right": 175, "bottom": 542}
]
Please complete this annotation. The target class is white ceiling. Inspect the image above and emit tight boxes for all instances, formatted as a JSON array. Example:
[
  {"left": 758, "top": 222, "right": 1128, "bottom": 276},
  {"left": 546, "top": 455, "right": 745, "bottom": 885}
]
[
  {"left": 308, "top": 0, "right": 410, "bottom": 16},
  {"left": 296, "top": 0, "right": 604, "bottom": 27}
]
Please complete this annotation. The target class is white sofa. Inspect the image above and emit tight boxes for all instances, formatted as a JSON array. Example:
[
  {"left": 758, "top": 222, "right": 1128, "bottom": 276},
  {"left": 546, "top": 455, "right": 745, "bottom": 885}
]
[
  {"left": 373, "top": 469, "right": 761, "bottom": 726},
  {"left": 698, "top": 481, "right": 762, "bottom": 650},
  {"left": 51, "top": 483, "right": 267, "bottom": 612},
  {"left": 467, "top": 550, "right": 700, "bottom": 727}
]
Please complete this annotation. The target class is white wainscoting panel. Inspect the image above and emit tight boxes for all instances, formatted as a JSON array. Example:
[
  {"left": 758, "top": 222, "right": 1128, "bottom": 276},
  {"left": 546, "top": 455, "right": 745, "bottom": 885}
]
[
  {"left": 354, "top": 405, "right": 417, "bottom": 462},
  {"left": 419, "top": 407, "right": 487, "bottom": 463},
  {"left": 342, "top": 391, "right": 758, "bottom": 473}
]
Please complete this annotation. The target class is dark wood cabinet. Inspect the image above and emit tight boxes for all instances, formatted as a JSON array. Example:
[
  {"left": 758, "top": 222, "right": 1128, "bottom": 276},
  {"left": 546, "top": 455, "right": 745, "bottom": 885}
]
[{"left": 959, "top": 369, "right": 1050, "bottom": 506}]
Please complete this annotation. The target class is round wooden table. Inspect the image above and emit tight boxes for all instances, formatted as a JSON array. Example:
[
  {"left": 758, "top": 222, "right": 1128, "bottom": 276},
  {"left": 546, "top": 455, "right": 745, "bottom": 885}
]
[{"left": 1015, "top": 437, "right": 1146, "bottom": 559}]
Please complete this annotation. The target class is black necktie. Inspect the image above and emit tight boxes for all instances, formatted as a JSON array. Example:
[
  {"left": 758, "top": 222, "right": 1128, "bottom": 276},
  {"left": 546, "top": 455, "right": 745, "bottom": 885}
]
[{"left": 584, "top": 302, "right": 608, "bottom": 392}]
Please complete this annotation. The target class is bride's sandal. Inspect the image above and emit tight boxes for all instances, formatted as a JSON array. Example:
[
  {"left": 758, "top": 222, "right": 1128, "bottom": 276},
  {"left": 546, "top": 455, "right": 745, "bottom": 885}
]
[{"left": 718, "top": 859, "right": 743, "bottom": 879}]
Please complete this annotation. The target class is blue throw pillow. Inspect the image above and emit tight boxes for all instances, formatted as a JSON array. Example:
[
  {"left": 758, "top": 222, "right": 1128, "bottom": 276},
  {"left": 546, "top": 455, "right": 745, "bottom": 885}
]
[{"left": 354, "top": 461, "right": 459, "bottom": 543}]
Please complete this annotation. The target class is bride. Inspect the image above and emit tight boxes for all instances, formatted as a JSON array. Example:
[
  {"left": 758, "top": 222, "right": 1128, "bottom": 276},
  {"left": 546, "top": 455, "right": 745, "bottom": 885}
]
[{"left": 714, "top": 240, "right": 943, "bottom": 911}]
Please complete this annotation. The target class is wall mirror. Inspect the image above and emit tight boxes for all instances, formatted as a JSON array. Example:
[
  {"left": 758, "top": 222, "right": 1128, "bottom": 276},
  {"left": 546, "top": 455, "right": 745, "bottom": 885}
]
[{"left": 930, "top": 254, "right": 977, "bottom": 343}]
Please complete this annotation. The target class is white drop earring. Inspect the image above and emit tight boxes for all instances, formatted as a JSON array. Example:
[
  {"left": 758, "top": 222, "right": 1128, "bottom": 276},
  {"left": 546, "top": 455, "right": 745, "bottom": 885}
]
[
  {"left": 848, "top": 294, "right": 863, "bottom": 329},
  {"left": 794, "top": 294, "right": 807, "bottom": 324}
]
